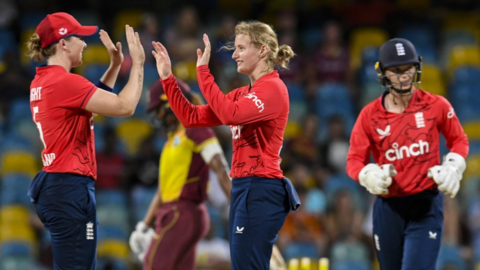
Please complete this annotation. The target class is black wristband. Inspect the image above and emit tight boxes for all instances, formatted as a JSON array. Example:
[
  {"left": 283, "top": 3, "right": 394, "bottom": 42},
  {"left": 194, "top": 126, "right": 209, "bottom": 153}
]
[{"left": 95, "top": 81, "right": 113, "bottom": 92}]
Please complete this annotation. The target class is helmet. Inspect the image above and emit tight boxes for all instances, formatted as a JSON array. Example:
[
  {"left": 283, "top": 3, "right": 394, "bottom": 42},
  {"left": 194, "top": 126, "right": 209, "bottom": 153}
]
[
  {"left": 375, "top": 38, "right": 422, "bottom": 90},
  {"left": 146, "top": 79, "right": 192, "bottom": 113}
]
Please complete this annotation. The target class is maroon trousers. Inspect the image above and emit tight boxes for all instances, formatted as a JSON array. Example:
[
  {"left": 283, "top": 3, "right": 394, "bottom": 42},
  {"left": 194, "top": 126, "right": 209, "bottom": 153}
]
[{"left": 143, "top": 200, "right": 210, "bottom": 270}]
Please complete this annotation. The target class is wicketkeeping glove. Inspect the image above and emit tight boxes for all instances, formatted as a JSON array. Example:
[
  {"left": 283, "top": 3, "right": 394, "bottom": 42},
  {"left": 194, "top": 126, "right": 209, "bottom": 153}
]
[
  {"left": 358, "top": 164, "right": 397, "bottom": 195},
  {"left": 129, "top": 221, "right": 155, "bottom": 262},
  {"left": 428, "top": 152, "right": 466, "bottom": 198}
]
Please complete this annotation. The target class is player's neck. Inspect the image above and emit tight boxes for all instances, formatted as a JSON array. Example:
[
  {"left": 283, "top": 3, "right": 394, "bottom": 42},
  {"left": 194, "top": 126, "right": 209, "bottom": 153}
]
[
  {"left": 385, "top": 91, "right": 413, "bottom": 114},
  {"left": 248, "top": 62, "right": 272, "bottom": 85},
  {"left": 47, "top": 55, "right": 72, "bottom": 72}
]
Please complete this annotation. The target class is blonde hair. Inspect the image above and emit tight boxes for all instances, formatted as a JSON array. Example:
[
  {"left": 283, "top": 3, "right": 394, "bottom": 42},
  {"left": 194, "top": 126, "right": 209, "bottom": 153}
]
[
  {"left": 222, "top": 21, "right": 295, "bottom": 70},
  {"left": 27, "top": 33, "right": 57, "bottom": 62}
]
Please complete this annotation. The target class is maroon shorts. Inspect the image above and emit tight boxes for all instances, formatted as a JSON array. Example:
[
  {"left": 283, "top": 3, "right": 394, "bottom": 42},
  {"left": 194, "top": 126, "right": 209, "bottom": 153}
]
[{"left": 143, "top": 200, "right": 209, "bottom": 270}]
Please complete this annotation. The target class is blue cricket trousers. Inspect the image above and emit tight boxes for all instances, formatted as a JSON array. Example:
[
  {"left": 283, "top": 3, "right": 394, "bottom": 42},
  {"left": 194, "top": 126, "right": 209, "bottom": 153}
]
[
  {"left": 28, "top": 171, "right": 97, "bottom": 270},
  {"left": 373, "top": 189, "right": 443, "bottom": 270},
  {"left": 229, "top": 176, "right": 300, "bottom": 270}
]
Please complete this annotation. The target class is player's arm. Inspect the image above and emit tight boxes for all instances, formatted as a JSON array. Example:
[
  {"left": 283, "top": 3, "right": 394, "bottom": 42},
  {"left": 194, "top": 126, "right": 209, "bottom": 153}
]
[
  {"left": 143, "top": 191, "right": 162, "bottom": 227},
  {"left": 427, "top": 97, "right": 469, "bottom": 198},
  {"left": 97, "top": 29, "right": 123, "bottom": 89},
  {"left": 347, "top": 109, "right": 395, "bottom": 195},
  {"left": 438, "top": 97, "right": 469, "bottom": 158},
  {"left": 161, "top": 76, "right": 223, "bottom": 128},
  {"left": 346, "top": 109, "right": 373, "bottom": 182},
  {"left": 85, "top": 25, "right": 145, "bottom": 117},
  {"left": 200, "top": 139, "right": 232, "bottom": 200},
  {"left": 197, "top": 66, "right": 283, "bottom": 125}
]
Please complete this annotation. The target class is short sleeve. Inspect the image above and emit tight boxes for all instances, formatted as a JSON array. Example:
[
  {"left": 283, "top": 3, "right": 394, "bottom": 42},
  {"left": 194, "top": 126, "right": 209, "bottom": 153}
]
[
  {"left": 55, "top": 73, "right": 97, "bottom": 109},
  {"left": 185, "top": 127, "right": 218, "bottom": 152}
]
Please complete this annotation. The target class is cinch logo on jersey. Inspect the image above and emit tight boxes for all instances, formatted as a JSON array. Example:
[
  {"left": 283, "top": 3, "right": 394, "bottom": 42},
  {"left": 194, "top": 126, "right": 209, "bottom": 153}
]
[
  {"left": 245, "top": 92, "right": 265, "bottom": 112},
  {"left": 385, "top": 140, "right": 430, "bottom": 161}
]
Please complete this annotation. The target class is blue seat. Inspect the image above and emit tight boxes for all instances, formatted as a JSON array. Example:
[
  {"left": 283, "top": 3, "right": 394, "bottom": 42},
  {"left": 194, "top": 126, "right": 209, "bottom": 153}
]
[
  {"left": 436, "top": 245, "right": 467, "bottom": 270},
  {"left": 361, "top": 46, "right": 380, "bottom": 66},
  {"left": 8, "top": 99, "right": 32, "bottom": 125},
  {"left": 285, "top": 83, "right": 305, "bottom": 102},
  {"left": 0, "top": 134, "right": 34, "bottom": 155},
  {"left": 451, "top": 66, "right": 480, "bottom": 86},
  {"left": 96, "top": 190, "right": 128, "bottom": 207},
  {"left": 0, "top": 174, "right": 32, "bottom": 206},
  {"left": 359, "top": 63, "right": 379, "bottom": 85},
  {"left": 131, "top": 186, "right": 157, "bottom": 221},
  {"left": 0, "top": 242, "right": 33, "bottom": 258},
  {"left": 283, "top": 242, "right": 319, "bottom": 260},
  {"left": 332, "top": 260, "right": 371, "bottom": 270},
  {"left": 397, "top": 26, "right": 435, "bottom": 50},
  {"left": 82, "top": 64, "right": 108, "bottom": 82},
  {"left": 315, "top": 84, "right": 354, "bottom": 114},
  {"left": 97, "top": 225, "right": 128, "bottom": 242}
]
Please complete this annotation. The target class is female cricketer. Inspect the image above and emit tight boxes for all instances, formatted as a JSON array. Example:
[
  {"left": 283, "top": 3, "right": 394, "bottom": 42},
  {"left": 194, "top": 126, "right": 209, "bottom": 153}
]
[
  {"left": 151, "top": 21, "right": 301, "bottom": 270},
  {"left": 347, "top": 38, "right": 469, "bottom": 270},
  {"left": 27, "top": 12, "right": 145, "bottom": 270}
]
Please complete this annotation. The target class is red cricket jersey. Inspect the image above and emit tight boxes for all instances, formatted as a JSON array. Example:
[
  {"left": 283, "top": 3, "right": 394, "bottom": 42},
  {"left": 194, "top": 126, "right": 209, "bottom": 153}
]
[
  {"left": 30, "top": 65, "right": 98, "bottom": 179},
  {"left": 161, "top": 66, "right": 289, "bottom": 179},
  {"left": 347, "top": 89, "right": 469, "bottom": 197}
]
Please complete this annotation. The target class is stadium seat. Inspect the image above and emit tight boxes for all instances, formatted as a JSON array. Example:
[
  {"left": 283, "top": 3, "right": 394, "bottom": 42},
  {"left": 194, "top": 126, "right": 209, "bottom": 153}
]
[
  {"left": 447, "top": 46, "right": 480, "bottom": 75},
  {"left": 0, "top": 151, "right": 39, "bottom": 177},
  {"left": 397, "top": 26, "right": 435, "bottom": 50},
  {"left": 289, "top": 101, "right": 307, "bottom": 123},
  {"left": 361, "top": 81, "right": 384, "bottom": 108},
  {"left": 82, "top": 64, "right": 109, "bottom": 82},
  {"left": 8, "top": 99, "right": 31, "bottom": 125},
  {"left": 97, "top": 205, "right": 130, "bottom": 232},
  {"left": 419, "top": 64, "right": 446, "bottom": 96},
  {"left": 443, "top": 12, "right": 480, "bottom": 41},
  {"left": 331, "top": 241, "right": 370, "bottom": 265},
  {"left": 286, "top": 83, "right": 306, "bottom": 102},
  {"left": 0, "top": 205, "right": 30, "bottom": 225},
  {"left": 131, "top": 186, "right": 157, "bottom": 222},
  {"left": 0, "top": 134, "right": 35, "bottom": 156},
  {"left": 465, "top": 155, "right": 480, "bottom": 178},
  {"left": 0, "top": 255, "right": 34, "bottom": 270},
  {"left": 0, "top": 242, "right": 35, "bottom": 258},
  {"left": 436, "top": 245, "right": 467, "bottom": 270},
  {"left": 81, "top": 45, "right": 111, "bottom": 68},
  {"left": 113, "top": 10, "right": 144, "bottom": 41},
  {"left": 284, "top": 120, "right": 302, "bottom": 140},
  {"left": 97, "top": 225, "right": 128, "bottom": 242},
  {"left": 283, "top": 242, "right": 319, "bottom": 260},
  {"left": 360, "top": 46, "right": 380, "bottom": 66},
  {"left": 97, "top": 240, "right": 130, "bottom": 260},
  {"left": 350, "top": 28, "right": 389, "bottom": 70},
  {"left": 96, "top": 189, "right": 128, "bottom": 207},
  {"left": 0, "top": 224, "right": 36, "bottom": 245},
  {"left": 451, "top": 66, "right": 480, "bottom": 86},
  {"left": 173, "top": 60, "right": 198, "bottom": 82},
  {"left": 115, "top": 119, "right": 152, "bottom": 156},
  {"left": 463, "top": 122, "right": 480, "bottom": 140}
]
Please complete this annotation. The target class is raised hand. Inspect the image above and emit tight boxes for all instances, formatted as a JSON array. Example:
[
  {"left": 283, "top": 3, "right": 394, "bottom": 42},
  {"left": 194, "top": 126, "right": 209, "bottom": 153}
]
[
  {"left": 125, "top": 25, "right": 145, "bottom": 64},
  {"left": 152, "top": 41, "right": 173, "bottom": 80},
  {"left": 196, "top": 33, "right": 211, "bottom": 67},
  {"left": 99, "top": 29, "right": 123, "bottom": 67}
]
